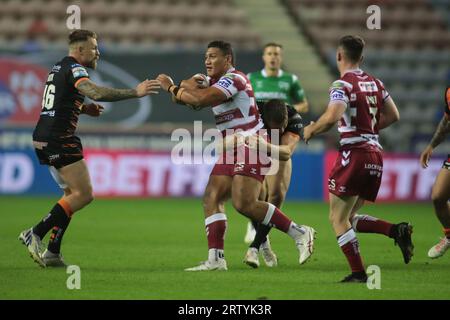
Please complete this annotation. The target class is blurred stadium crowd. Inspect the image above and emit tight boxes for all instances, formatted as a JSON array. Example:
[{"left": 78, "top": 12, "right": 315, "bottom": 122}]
[
  {"left": 0, "top": 0, "right": 449, "bottom": 200},
  {"left": 1, "top": 0, "right": 449, "bottom": 152}
]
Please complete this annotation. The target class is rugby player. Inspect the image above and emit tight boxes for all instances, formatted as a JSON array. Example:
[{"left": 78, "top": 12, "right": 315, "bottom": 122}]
[
  {"left": 303, "top": 35, "right": 414, "bottom": 282},
  {"left": 19, "top": 29, "right": 160, "bottom": 267}
]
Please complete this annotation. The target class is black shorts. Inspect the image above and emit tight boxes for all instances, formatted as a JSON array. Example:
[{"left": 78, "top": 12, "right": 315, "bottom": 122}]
[
  {"left": 34, "top": 136, "right": 84, "bottom": 169},
  {"left": 444, "top": 154, "right": 450, "bottom": 170}
]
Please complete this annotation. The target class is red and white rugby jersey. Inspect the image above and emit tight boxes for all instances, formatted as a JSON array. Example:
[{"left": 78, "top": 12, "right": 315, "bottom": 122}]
[
  {"left": 209, "top": 68, "right": 264, "bottom": 135},
  {"left": 329, "top": 69, "right": 390, "bottom": 150}
]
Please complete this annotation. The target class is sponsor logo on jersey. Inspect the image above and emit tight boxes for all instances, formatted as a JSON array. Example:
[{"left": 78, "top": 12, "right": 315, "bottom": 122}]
[
  {"left": 217, "top": 77, "right": 233, "bottom": 89},
  {"left": 48, "top": 154, "right": 60, "bottom": 161},
  {"left": 358, "top": 81, "right": 378, "bottom": 92},
  {"left": 330, "top": 89, "right": 346, "bottom": 101},
  {"left": 51, "top": 65, "right": 61, "bottom": 73},
  {"left": 278, "top": 81, "right": 289, "bottom": 90},
  {"left": 255, "top": 92, "right": 287, "bottom": 100},
  {"left": 365, "top": 163, "right": 383, "bottom": 171},
  {"left": 71, "top": 66, "right": 89, "bottom": 78},
  {"left": 40, "top": 110, "right": 55, "bottom": 117}
]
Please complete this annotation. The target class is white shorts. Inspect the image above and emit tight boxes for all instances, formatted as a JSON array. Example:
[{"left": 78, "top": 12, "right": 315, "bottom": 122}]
[{"left": 49, "top": 166, "right": 68, "bottom": 189}]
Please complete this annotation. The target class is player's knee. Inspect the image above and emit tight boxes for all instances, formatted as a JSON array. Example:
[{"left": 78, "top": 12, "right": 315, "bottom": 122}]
[
  {"left": 75, "top": 188, "right": 94, "bottom": 206},
  {"left": 329, "top": 211, "right": 345, "bottom": 225},
  {"left": 202, "top": 190, "right": 216, "bottom": 208},
  {"left": 268, "top": 190, "right": 285, "bottom": 208},
  {"left": 431, "top": 188, "right": 446, "bottom": 205},
  {"left": 232, "top": 197, "right": 254, "bottom": 215}
]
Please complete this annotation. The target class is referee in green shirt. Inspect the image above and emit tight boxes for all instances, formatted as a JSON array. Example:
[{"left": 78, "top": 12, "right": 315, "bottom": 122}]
[{"left": 248, "top": 42, "right": 308, "bottom": 113}]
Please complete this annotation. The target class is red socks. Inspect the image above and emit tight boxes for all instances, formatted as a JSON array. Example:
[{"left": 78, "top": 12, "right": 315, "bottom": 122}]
[
  {"left": 205, "top": 213, "right": 227, "bottom": 250},
  {"left": 352, "top": 214, "right": 394, "bottom": 237},
  {"left": 262, "top": 203, "right": 292, "bottom": 232},
  {"left": 338, "top": 229, "right": 365, "bottom": 273}
]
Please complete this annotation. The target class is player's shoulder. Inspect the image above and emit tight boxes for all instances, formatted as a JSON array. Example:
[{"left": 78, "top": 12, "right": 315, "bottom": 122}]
[
  {"left": 286, "top": 104, "right": 298, "bottom": 117},
  {"left": 68, "top": 60, "right": 89, "bottom": 79},
  {"left": 331, "top": 78, "right": 353, "bottom": 92},
  {"left": 222, "top": 69, "right": 248, "bottom": 84},
  {"left": 277, "top": 70, "right": 298, "bottom": 83}
]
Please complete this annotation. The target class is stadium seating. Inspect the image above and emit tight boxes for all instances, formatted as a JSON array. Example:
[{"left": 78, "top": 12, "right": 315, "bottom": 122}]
[
  {"left": 284, "top": 0, "right": 450, "bottom": 152},
  {"left": 0, "top": 0, "right": 261, "bottom": 50}
]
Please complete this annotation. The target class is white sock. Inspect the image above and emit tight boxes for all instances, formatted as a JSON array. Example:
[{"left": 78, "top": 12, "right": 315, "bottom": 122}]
[
  {"left": 287, "top": 222, "right": 306, "bottom": 239},
  {"left": 208, "top": 248, "right": 224, "bottom": 261}
]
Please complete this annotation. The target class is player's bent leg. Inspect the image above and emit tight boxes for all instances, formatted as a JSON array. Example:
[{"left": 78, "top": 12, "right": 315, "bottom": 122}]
[
  {"left": 329, "top": 193, "right": 367, "bottom": 283},
  {"left": 19, "top": 162, "right": 90, "bottom": 267},
  {"left": 248, "top": 161, "right": 291, "bottom": 267},
  {"left": 428, "top": 168, "right": 450, "bottom": 259},
  {"left": 431, "top": 168, "right": 450, "bottom": 228},
  {"left": 244, "top": 178, "right": 269, "bottom": 244},
  {"left": 350, "top": 197, "right": 414, "bottom": 264},
  {"left": 57, "top": 159, "right": 94, "bottom": 212},
  {"left": 267, "top": 159, "right": 291, "bottom": 208},
  {"left": 233, "top": 175, "right": 316, "bottom": 265},
  {"left": 186, "top": 175, "right": 231, "bottom": 271}
]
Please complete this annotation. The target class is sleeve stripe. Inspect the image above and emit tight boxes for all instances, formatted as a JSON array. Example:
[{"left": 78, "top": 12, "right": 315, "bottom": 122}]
[
  {"left": 212, "top": 83, "right": 232, "bottom": 98},
  {"left": 74, "top": 77, "right": 89, "bottom": 88}
]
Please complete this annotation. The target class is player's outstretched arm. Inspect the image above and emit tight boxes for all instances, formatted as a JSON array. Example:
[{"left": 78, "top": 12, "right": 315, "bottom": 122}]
[
  {"left": 76, "top": 79, "right": 160, "bottom": 102},
  {"left": 303, "top": 101, "right": 346, "bottom": 143},
  {"left": 294, "top": 99, "right": 309, "bottom": 114},
  {"left": 157, "top": 74, "right": 226, "bottom": 109},
  {"left": 246, "top": 135, "right": 295, "bottom": 161},
  {"left": 420, "top": 115, "right": 450, "bottom": 168},
  {"left": 74, "top": 100, "right": 104, "bottom": 117},
  {"left": 379, "top": 97, "right": 400, "bottom": 129}
]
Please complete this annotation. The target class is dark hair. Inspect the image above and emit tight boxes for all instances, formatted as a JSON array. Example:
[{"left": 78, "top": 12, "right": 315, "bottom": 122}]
[
  {"left": 69, "top": 29, "right": 97, "bottom": 45},
  {"left": 207, "top": 40, "right": 234, "bottom": 66},
  {"left": 338, "top": 35, "right": 365, "bottom": 63},
  {"left": 261, "top": 99, "right": 288, "bottom": 129},
  {"left": 263, "top": 42, "right": 283, "bottom": 51}
]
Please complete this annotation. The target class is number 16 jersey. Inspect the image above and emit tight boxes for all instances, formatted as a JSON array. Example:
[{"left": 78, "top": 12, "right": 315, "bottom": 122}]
[{"left": 33, "top": 56, "right": 90, "bottom": 142}]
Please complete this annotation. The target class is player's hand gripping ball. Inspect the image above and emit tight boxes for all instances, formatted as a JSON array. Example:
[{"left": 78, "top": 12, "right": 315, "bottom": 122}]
[{"left": 192, "top": 73, "right": 209, "bottom": 89}]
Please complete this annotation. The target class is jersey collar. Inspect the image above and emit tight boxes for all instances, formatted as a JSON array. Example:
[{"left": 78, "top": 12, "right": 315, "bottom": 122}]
[
  {"left": 261, "top": 69, "right": 283, "bottom": 78},
  {"left": 343, "top": 68, "right": 363, "bottom": 76}
]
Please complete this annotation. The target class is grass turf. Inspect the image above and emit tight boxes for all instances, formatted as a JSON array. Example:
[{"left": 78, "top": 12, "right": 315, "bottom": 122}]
[{"left": 0, "top": 196, "right": 449, "bottom": 300}]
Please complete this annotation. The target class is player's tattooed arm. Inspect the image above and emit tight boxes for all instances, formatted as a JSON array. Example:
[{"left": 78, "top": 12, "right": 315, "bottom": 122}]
[
  {"left": 76, "top": 79, "right": 160, "bottom": 102},
  {"left": 420, "top": 115, "right": 449, "bottom": 168},
  {"left": 429, "top": 115, "right": 450, "bottom": 149}
]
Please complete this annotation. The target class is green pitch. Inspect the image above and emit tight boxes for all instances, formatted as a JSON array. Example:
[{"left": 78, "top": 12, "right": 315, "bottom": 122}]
[{"left": 1, "top": 197, "right": 449, "bottom": 300}]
